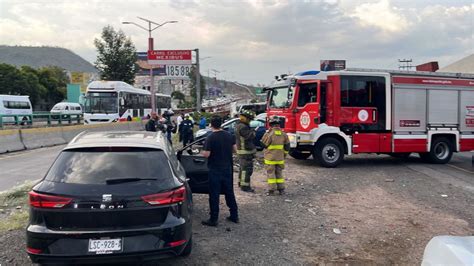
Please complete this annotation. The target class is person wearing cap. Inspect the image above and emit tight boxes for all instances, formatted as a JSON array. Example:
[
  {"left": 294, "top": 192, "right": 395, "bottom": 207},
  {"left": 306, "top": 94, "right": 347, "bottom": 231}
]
[
  {"left": 179, "top": 114, "right": 194, "bottom": 146},
  {"left": 145, "top": 112, "right": 159, "bottom": 132},
  {"left": 261, "top": 116, "right": 290, "bottom": 195},
  {"left": 235, "top": 109, "right": 257, "bottom": 192}
]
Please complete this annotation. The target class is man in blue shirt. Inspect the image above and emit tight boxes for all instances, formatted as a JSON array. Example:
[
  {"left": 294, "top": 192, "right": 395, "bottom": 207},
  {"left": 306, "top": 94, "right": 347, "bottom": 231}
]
[
  {"left": 199, "top": 116, "right": 207, "bottom": 129},
  {"left": 201, "top": 115, "right": 239, "bottom": 226}
]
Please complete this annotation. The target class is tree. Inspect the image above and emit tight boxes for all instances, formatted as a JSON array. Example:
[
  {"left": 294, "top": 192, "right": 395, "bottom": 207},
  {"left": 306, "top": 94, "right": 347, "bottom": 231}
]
[
  {"left": 188, "top": 66, "right": 206, "bottom": 105},
  {"left": 171, "top": 90, "right": 185, "bottom": 103},
  {"left": 37, "top": 66, "right": 68, "bottom": 108},
  {"left": 94, "top": 25, "right": 137, "bottom": 84}
]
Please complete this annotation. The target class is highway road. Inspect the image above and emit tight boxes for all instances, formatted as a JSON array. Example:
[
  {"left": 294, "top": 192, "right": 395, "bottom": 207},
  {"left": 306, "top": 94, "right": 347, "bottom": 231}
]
[
  {"left": 0, "top": 145, "right": 65, "bottom": 192},
  {"left": 0, "top": 145, "right": 472, "bottom": 193}
]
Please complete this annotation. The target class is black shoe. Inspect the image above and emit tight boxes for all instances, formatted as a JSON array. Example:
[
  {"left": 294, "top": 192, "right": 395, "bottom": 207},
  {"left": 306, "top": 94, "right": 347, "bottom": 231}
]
[
  {"left": 226, "top": 216, "right": 239, "bottom": 224},
  {"left": 241, "top": 187, "right": 255, "bottom": 193},
  {"left": 201, "top": 219, "right": 218, "bottom": 227},
  {"left": 278, "top": 189, "right": 286, "bottom": 195}
]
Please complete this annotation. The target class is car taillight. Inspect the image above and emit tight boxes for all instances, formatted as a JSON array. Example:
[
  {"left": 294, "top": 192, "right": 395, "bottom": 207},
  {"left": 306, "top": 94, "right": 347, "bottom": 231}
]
[
  {"left": 27, "top": 247, "right": 42, "bottom": 254},
  {"left": 29, "top": 191, "right": 72, "bottom": 208},
  {"left": 142, "top": 186, "right": 186, "bottom": 205},
  {"left": 167, "top": 239, "right": 187, "bottom": 247}
]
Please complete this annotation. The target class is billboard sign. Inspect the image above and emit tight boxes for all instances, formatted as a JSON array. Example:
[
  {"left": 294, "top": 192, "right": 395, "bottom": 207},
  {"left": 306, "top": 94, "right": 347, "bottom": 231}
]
[
  {"left": 165, "top": 65, "right": 192, "bottom": 79},
  {"left": 320, "top": 60, "right": 346, "bottom": 71},
  {"left": 148, "top": 50, "right": 192, "bottom": 65},
  {"left": 136, "top": 52, "right": 166, "bottom": 75}
]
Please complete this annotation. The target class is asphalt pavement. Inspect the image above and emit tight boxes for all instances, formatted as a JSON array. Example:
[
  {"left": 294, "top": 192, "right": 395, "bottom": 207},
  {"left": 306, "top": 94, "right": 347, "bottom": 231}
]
[{"left": 0, "top": 145, "right": 65, "bottom": 192}]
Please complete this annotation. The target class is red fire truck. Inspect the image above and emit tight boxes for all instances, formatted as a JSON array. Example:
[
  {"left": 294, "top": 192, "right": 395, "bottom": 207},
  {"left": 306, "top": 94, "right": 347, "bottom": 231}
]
[{"left": 265, "top": 68, "right": 474, "bottom": 167}]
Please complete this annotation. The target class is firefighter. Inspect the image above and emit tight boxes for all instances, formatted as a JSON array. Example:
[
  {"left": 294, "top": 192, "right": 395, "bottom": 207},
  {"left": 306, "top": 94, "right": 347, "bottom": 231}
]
[
  {"left": 235, "top": 109, "right": 257, "bottom": 193},
  {"left": 261, "top": 116, "right": 290, "bottom": 195}
]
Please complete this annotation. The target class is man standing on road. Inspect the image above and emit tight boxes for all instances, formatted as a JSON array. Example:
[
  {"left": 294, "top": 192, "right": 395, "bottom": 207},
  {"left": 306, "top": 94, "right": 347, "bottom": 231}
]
[
  {"left": 145, "top": 112, "right": 159, "bottom": 132},
  {"left": 235, "top": 110, "right": 256, "bottom": 192},
  {"left": 201, "top": 115, "right": 239, "bottom": 226},
  {"left": 180, "top": 114, "right": 194, "bottom": 146},
  {"left": 261, "top": 116, "right": 290, "bottom": 195},
  {"left": 176, "top": 113, "right": 184, "bottom": 142}
]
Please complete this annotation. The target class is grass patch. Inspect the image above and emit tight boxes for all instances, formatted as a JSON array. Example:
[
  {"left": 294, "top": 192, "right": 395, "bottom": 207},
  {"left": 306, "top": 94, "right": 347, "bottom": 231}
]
[
  {"left": 0, "top": 181, "right": 35, "bottom": 232},
  {"left": 0, "top": 210, "right": 29, "bottom": 231}
]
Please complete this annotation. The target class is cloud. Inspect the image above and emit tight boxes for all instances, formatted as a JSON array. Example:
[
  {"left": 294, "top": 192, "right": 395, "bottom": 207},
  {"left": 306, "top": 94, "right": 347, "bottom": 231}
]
[
  {"left": 345, "top": 0, "right": 410, "bottom": 33},
  {"left": 0, "top": 0, "right": 472, "bottom": 85}
]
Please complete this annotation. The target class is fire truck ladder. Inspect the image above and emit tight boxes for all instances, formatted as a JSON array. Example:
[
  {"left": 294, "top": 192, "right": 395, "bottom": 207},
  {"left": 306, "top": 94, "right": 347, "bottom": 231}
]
[{"left": 345, "top": 68, "right": 474, "bottom": 79}]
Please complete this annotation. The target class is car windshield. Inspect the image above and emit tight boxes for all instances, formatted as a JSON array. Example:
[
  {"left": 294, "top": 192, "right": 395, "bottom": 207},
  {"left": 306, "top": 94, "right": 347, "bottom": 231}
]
[
  {"left": 84, "top": 92, "right": 117, "bottom": 114},
  {"left": 45, "top": 148, "right": 175, "bottom": 188},
  {"left": 269, "top": 86, "right": 294, "bottom": 108}
]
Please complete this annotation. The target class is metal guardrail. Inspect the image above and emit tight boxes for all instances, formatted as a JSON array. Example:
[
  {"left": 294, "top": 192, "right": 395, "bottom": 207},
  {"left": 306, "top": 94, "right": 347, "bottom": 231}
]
[{"left": 0, "top": 113, "right": 83, "bottom": 129}]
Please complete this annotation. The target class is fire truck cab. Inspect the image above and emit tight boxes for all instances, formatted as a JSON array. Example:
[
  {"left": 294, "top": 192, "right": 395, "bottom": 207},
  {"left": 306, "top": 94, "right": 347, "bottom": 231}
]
[{"left": 265, "top": 69, "right": 474, "bottom": 167}]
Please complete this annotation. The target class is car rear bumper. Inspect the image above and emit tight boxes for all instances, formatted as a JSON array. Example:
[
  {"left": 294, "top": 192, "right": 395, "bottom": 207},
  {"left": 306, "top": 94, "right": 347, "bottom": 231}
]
[
  {"left": 29, "top": 248, "right": 183, "bottom": 264},
  {"left": 27, "top": 221, "right": 191, "bottom": 264}
]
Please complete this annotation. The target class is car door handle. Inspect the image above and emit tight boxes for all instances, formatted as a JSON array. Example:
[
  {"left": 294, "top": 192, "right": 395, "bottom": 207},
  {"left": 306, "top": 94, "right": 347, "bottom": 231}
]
[{"left": 193, "top": 158, "right": 206, "bottom": 164}]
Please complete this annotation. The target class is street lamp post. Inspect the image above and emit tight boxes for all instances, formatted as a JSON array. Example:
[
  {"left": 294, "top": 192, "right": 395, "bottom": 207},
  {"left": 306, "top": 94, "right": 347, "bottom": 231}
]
[{"left": 122, "top": 17, "right": 177, "bottom": 113}]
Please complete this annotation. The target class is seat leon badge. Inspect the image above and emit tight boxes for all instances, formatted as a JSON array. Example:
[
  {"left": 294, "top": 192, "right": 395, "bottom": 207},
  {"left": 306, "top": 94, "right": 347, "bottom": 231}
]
[{"left": 102, "top": 194, "right": 112, "bottom": 202}]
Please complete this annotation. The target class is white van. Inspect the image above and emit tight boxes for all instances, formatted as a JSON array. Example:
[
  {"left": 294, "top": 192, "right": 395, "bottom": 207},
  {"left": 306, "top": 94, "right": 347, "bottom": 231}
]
[
  {"left": 0, "top": 95, "right": 33, "bottom": 124},
  {"left": 50, "top": 102, "right": 82, "bottom": 117}
]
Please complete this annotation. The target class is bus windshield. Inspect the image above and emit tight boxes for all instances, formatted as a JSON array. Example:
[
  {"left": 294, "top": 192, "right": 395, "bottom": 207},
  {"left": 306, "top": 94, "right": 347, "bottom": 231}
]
[
  {"left": 84, "top": 92, "right": 117, "bottom": 114},
  {"left": 269, "top": 86, "right": 294, "bottom": 108}
]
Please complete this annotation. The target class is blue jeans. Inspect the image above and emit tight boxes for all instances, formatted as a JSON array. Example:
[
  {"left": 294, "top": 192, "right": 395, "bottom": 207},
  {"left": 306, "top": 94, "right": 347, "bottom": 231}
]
[{"left": 208, "top": 167, "right": 238, "bottom": 222}]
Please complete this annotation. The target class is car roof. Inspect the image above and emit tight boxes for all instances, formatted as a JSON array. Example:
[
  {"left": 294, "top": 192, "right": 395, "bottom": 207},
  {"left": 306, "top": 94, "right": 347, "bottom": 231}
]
[{"left": 65, "top": 131, "right": 168, "bottom": 150}]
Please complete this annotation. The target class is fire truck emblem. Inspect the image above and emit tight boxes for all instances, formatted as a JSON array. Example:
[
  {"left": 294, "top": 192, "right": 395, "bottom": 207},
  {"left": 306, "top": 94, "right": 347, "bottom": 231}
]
[
  {"left": 300, "top": 111, "right": 310, "bottom": 129},
  {"left": 358, "top": 110, "right": 369, "bottom": 122}
]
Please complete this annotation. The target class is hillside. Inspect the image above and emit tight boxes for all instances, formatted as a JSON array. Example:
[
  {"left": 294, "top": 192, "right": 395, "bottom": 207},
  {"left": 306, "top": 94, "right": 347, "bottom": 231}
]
[{"left": 0, "top": 45, "right": 96, "bottom": 73}]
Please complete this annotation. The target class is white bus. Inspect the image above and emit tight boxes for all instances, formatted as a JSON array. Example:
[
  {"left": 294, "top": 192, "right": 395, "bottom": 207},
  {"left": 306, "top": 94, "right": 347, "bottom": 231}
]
[
  {"left": 0, "top": 95, "right": 33, "bottom": 124},
  {"left": 83, "top": 81, "right": 171, "bottom": 124}
]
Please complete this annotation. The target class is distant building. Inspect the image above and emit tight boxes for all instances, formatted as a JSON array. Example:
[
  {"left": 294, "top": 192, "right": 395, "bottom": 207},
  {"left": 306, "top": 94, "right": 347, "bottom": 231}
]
[{"left": 439, "top": 54, "right": 474, "bottom": 74}]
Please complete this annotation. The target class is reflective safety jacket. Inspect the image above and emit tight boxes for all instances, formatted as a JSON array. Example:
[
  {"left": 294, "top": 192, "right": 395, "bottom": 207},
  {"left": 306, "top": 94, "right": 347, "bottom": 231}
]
[
  {"left": 235, "top": 121, "right": 256, "bottom": 155},
  {"left": 261, "top": 128, "right": 290, "bottom": 165}
]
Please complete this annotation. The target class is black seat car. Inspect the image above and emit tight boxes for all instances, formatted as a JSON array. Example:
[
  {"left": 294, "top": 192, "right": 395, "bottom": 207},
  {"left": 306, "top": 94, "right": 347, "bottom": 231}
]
[{"left": 26, "top": 131, "right": 210, "bottom": 264}]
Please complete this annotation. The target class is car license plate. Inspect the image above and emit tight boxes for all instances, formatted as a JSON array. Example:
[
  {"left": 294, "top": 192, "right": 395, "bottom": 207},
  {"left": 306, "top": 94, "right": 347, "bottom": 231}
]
[{"left": 88, "top": 238, "right": 122, "bottom": 254}]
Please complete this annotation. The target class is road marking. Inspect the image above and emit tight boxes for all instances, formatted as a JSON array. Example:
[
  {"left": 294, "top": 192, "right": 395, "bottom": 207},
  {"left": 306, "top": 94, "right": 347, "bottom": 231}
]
[{"left": 446, "top": 163, "right": 474, "bottom": 174}]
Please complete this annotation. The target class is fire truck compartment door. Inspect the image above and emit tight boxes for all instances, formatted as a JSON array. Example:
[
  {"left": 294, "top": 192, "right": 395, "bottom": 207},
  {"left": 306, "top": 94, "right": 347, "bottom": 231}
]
[
  {"left": 296, "top": 103, "right": 319, "bottom": 132},
  {"left": 340, "top": 107, "right": 378, "bottom": 125},
  {"left": 352, "top": 133, "right": 391, "bottom": 153}
]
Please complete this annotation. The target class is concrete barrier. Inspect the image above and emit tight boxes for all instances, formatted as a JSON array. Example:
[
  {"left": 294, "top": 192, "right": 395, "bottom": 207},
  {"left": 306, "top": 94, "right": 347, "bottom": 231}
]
[
  {"left": 20, "top": 127, "right": 67, "bottom": 149},
  {"left": 0, "top": 129, "right": 25, "bottom": 153},
  {"left": 61, "top": 125, "right": 89, "bottom": 143},
  {"left": 128, "top": 121, "right": 145, "bottom": 131},
  {"left": 1, "top": 122, "right": 146, "bottom": 154}
]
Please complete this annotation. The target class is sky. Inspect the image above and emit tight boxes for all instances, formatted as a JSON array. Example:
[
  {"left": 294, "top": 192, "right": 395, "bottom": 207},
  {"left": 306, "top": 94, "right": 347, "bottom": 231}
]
[{"left": 0, "top": 0, "right": 473, "bottom": 85}]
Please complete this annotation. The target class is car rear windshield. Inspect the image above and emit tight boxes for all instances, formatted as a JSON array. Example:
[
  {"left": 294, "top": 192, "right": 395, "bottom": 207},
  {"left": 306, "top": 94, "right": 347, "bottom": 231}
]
[{"left": 45, "top": 148, "right": 175, "bottom": 187}]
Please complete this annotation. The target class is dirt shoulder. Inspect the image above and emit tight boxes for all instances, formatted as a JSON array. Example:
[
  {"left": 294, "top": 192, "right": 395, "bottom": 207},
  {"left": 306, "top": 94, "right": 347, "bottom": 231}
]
[{"left": 1, "top": 154, "right": 473, "bottom": 265}]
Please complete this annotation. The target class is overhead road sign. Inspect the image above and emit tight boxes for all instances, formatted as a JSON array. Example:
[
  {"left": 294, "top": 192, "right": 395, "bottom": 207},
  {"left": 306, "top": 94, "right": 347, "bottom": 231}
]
[{"left": 148, "top": 50, "right": 192, "bottom": 65}]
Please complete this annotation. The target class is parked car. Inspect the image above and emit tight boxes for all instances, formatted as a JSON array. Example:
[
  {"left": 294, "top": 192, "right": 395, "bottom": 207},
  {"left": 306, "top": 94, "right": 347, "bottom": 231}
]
[
  {"left": 27, "top": 131, "right": 211, "bottom": 264},
  {"left": 0, "top": 94, "right": 32, "bottom": 124},
  {"left": 50, "top": 102, "right": 82, "bottom": 118},
  {"left": 194, "top": 118, "right": 267, "bottom": 150}
]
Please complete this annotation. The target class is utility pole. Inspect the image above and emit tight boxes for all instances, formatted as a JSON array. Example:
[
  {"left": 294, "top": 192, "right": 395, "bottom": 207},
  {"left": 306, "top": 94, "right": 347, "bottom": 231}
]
[
  {"left": 195, "top": 48, "right": 201, "bottom": 111},
  {"left": 122, "top": 18, "right": 177, "bottom": 112}
]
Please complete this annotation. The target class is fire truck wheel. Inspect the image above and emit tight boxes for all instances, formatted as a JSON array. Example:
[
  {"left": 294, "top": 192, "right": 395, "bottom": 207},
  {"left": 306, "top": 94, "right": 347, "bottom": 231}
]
[
  {"left": 289, "top": 150, "right": 311, "bottom": 160},
  {"left": 314, "top": 138, "right": 344, "bottom": 168},
  {"left": 427, "top": 137, "right": 453, "bottom": 164}
]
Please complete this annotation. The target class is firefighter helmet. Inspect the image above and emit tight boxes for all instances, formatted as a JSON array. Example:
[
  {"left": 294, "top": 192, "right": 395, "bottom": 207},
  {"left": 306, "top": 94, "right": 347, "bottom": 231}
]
[
  {"left": 269, "top": 116, "right": 280, "bottom": 126},
  {"left": 240, "top": 109, "right": 255, "bottom": 119}
]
